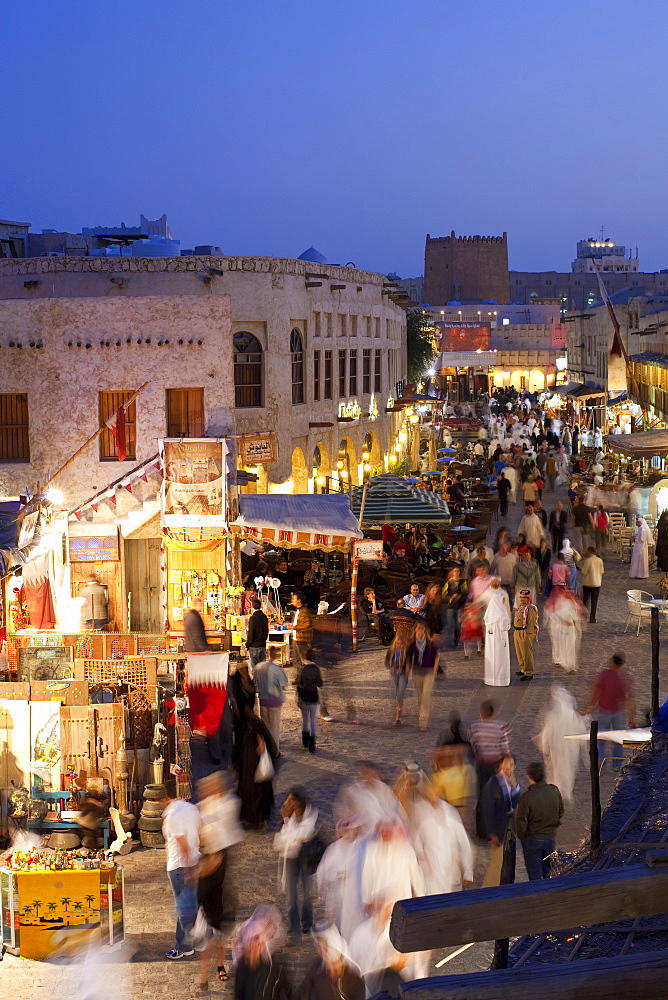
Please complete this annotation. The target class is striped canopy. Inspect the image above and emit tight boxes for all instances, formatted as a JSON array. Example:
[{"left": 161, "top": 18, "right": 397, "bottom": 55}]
[{"left": 350, "top": 474, "right": 450, "bottom": 526}]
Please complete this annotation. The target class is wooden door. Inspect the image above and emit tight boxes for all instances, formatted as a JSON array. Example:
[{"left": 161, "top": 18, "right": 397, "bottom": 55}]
[
  {"left": 60, "top": 704, "right": 124, "bottom": 786},
  {"left": 124, "top": 538, "right": 161, "bottom": 632}
]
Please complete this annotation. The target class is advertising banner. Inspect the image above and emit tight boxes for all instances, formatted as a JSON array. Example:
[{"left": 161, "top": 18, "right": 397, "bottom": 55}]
[
  {"left": 161, "top": 439, "right": 227, "bottom": 528},
  {"left": 437, "top": 324, "right": 491, "bottom": 352}
]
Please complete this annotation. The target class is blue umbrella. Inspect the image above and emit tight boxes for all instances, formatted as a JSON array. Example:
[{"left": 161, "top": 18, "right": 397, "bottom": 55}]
[
  {"left": 425, "top": 470, "right": 446, "bottom": 475},
  {"left": 438, "top": 447, "right": 457, "bottom": 453},
  {"left": 406, "top": 477, "right": 423, "bottom": 483}
]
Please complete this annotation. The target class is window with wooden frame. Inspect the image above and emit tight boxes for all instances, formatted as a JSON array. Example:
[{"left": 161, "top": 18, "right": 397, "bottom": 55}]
[
  {"left": 362, "top": 349, "right": 371, "bottom": 394},
  {"left": 338, "top": 349, "right": 347, "bottom": 398},
  {"left": 233, "top": 331, "right": 263, "bottom": 408},
  {"left": 99, "top": 391, "right": 137, "bottom": 461},
  {"left": 324, "top": 350, "right": 333, "bottom": 399},
  {"left": 166, "top": 388, "right": 205, "bottom": 438},
  {"left": 0, "top": 393, "right": 29, "bottom": 462},
  {"left": 349, "top": 349, "right": 357, "bottom": 396},
  {"left": 374, "top": 349, "right": 382, "bottom": 392},
  {"left": 291, "top": 328, "right": 305, "bottom": 405},
  {"left": 313, "top": 351, "right": 321, "bottom": 401}
]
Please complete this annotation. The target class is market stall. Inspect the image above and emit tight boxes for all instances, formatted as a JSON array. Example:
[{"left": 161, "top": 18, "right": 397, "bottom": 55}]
[{"left": 1, "top": 853, "right": 123, "bottom": 959}]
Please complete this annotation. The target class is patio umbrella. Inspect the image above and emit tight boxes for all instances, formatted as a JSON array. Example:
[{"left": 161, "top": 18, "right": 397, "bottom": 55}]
[{"left": 350, "top": 473, "right": 450, "bottom": 526}]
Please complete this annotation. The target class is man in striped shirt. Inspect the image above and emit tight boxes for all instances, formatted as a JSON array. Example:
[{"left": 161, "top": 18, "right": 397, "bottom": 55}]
[{"left": 467, "top": 699, "right": 511, "bottom": 793}]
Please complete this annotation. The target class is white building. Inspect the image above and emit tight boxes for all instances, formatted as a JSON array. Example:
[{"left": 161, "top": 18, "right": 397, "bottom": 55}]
[{"left": 571, "top": 238, "right": 639, "bottom": 274}]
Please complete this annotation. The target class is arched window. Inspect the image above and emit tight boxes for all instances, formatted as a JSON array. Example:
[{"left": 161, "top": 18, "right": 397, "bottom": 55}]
[
  {"left": 291, "top": 328, "right": 304, "bottom": 405},
  {"left": 233, "top": 332, "right": 263, "bottom": 408}
]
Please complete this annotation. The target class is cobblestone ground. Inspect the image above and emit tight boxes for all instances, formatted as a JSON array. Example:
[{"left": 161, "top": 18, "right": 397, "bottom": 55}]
[{"left": 6, "top": 482, "right": 664, "bottom": 996}]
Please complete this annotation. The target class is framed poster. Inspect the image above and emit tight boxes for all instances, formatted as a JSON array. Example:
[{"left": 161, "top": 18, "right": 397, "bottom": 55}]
[{"left": 161, "top": 438, "right": 227, "bottom": 528}]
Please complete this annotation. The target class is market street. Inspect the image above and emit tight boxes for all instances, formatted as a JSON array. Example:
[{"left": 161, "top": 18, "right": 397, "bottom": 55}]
[{"left": 5, "top": 480, "right": 663, "bottom": 997}]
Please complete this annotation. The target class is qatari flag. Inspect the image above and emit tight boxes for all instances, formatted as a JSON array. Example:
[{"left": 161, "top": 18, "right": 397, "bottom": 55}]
[{"left": 105, "top": 405, "right": 127, "bottom": 462}]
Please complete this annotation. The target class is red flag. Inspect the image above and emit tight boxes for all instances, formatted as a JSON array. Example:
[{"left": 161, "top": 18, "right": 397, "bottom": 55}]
[
  {"left": 91, "top": 502, "right": 98, "bottom": 512},
  {"left": 105, "top": 405, "right": 127, "bottom": 462},
  {"left": 123, "top": 483, "right": 133, "bottom": 493},
  {"left": 74, "top": 510, "right": 82, "bottom": 520}
]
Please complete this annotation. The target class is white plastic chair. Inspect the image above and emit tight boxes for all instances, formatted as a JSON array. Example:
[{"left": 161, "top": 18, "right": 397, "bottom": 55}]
[{"left": 624, "top": 591, "right": 653, "bottom": 635}]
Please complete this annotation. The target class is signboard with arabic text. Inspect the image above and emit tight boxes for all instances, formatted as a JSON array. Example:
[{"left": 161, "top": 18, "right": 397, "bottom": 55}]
[
  {"left": 354, "top": 539, "right": 384, "bottom": 561},
  {"left": 240, "top": 433, "right": 277, "bottom": 465}
]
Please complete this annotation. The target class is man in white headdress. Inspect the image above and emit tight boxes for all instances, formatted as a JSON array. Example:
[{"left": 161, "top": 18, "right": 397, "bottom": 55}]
[
  {"left": 316, "top": 816, "right": 368, "bottom": 942},
  {"left": 483, "top": 578, "right": 511, "bottom": 687},
  {"left": 542, "top": 586, "right": 587, "bottom": 673},
  {"left": 333, "top": 761, "right": 404, "bottom": 836},
  {"left": 393, "top": 763, "right": 473, "bottom": 895},
  {"left": 503, "top": 461, "right": 519, "bottom": 503},
  {"left": 534, "top": 685, "right": 588, "bottom": 805},
  {"left": 360, "top": 817, "right": 425, "bottom": 913},
  {"left": 630, "top": 516, "right": 653, "bottom": 579}
]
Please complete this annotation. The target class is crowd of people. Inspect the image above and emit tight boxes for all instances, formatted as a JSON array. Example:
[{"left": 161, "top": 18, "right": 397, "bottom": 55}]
[{"left": 162, "top": 388, "right": 651, "bottom": 998}]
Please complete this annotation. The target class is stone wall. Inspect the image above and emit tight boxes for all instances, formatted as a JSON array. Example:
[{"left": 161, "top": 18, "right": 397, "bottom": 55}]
[
  {"left": 0, "top": 295, "right": 233, "bottom": 507},
  {"left": 0, "top": 255, "right": 407, "bottom": 496}
]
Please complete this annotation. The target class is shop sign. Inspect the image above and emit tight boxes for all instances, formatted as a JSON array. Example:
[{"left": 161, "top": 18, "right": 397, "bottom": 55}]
[
  {"left": 240, "top": 433, "right": 277, "bottom": 465},
  {"left": 70, "top": 532, "right": 120, "bottom": 561},
  {"left": 19, "top": 646, "right": 74, "bottom": 682},
  {"left": 161, "top": 438, "right": 227, "bottom": 528},
  {"left": 18, "top": 511, "right": 39, "bottom": 549},
  {"left": 354, "top": 539, "right": 383, "bottom": 561},
  {"left": 338, "top": 400, "right": 362, "bottom": 419}
]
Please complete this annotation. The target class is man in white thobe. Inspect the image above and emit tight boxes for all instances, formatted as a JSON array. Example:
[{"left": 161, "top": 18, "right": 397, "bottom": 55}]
[
  {"left": 361, "top": 818, "right": 425, "bottom": 912},
  {"left": 534, "top": 685, "right": 588, "bottom": 805},
  {"left": 518, "top": 506, "right": 546, "bottom": 549},
  {"left": 630, "top": 516, "right": 653, "bottom": 579},
  {"left": 483, "top": 580, "right": 511, "bottom": 687},
  {"left": 334, "top": 762, "right": 404, "bottom": 836},
  {"left": 316, "top": 817, "right": 368, "bottom": 942},
  {"left": 543, "top": 586, "right": 586, "bottom": 673}
]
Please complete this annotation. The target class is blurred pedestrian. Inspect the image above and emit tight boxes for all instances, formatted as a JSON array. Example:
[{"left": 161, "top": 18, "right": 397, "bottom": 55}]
[
  {"left": 385, "top": 634, "right": 411, "bottom": 726},
  {"left": 407, "top": 623, "right": 439, "bottom": 730},
  {"left": 298, "top": 925, "right": 365, "bottom": 1000},
  {"left": 254, "top": 647, "right": 288, "bottom": 751},
  {"left": 274, "top": 789, "right": 319, "bottom": 943},
  {"left": 232, "top": 904, "right": 291, "bottom": 1000},
  {"left": 534, "top": 685, "right": 587, "bottom": 805},
  {"left": 479, "top": 755, "right": 519, "bottom": 887},
  {"left": 194, "top": 771, "right": 244, "bottom": 988},
  {"left": 586, "top": 653, "right": 635, "bottom": 770},
  {"left": 580, "top": 546, "right": 605, "bottom": 623}
]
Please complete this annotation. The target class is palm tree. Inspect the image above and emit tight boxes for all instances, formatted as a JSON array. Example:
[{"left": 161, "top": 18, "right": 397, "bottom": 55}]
[
  {"left": 23, "top": 906, "right": 32, "bottom": 918},
  {"left": 73, "top": 901, "right": 83, "bottom": 912},
  {"left": 84, "top": 894, "right": 95, "bottom": 909},
  {"left": 60, "top": 897, "right": 71, "bottom": 913},
  {"left": 47, "top": 902, "right": 57, "bottom": 918},
  {"left": 32, "top": 900, "right": 42, "bottom": 920}
]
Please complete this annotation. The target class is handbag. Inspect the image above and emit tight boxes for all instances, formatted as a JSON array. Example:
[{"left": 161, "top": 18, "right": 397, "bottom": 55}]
[
  {"left": 300, "top": 834, "right": 327, "bottom": 873},
  {"left": 254, "top": 746, "right": 275, "bottom": 783}
]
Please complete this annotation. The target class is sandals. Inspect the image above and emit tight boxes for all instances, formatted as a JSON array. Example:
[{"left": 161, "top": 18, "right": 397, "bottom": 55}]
[{"left": 218, "top": 966, "right": 229, "bottom": 982}]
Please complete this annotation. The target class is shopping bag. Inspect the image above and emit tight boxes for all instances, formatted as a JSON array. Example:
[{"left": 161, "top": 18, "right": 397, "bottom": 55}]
[{"left": 255, "top": 746, "right": 275, "bottom": 783}]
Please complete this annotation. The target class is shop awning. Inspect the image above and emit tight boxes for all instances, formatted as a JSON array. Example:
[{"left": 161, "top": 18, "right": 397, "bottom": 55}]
[
  {"left": 350, "top": 473, "right": 450, "bottom": 526},
  {"left": 608, "top": 389, "right": 628, "bottom": 405},
  {"left": 550, "top": 382, "right": 607, "bottom": 400},
  {"left": 229, "top": 493, "right": 362, "bottom": 551},
  {"left": 603, "top": 429, "right": 668, "bottom": 459}
]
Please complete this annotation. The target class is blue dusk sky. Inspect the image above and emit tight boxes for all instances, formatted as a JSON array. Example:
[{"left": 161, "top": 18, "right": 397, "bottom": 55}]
[{"left": 4, "top": 0, "right": 668, "bottom": 277}]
